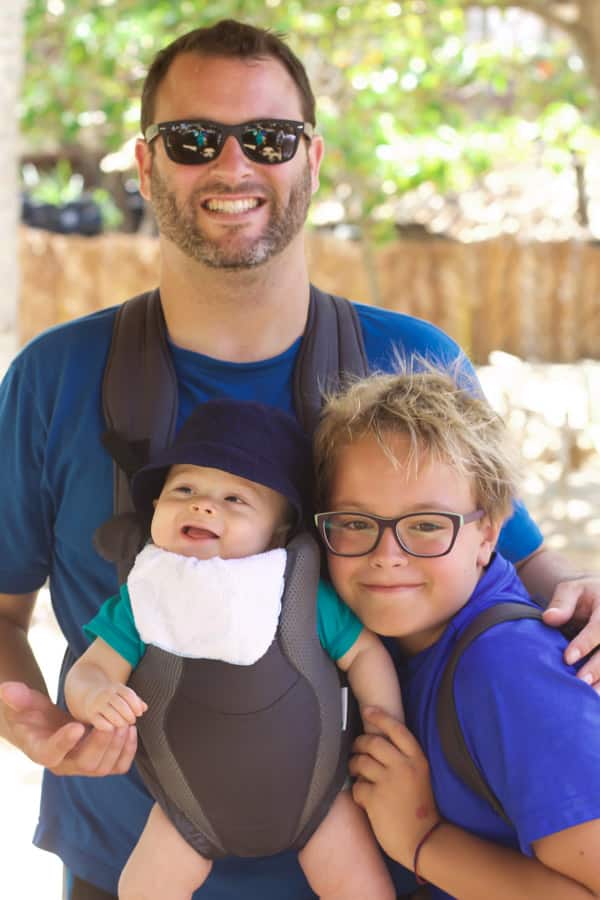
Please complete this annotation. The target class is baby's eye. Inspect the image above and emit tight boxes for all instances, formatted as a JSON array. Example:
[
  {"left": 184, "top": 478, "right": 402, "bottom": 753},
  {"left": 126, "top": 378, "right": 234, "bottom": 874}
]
[
  {"left": 172, "top": 485, "right": 193, "bottom": 495},
  {"left": 224, "top": 494, "right": 246, "bottom": 504}
]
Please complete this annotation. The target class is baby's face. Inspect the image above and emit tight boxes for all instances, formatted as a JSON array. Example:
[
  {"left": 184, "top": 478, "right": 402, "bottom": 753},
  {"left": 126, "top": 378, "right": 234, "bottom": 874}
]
[{"left": 151, "top": 464, "right": 290, "bottom": 560}]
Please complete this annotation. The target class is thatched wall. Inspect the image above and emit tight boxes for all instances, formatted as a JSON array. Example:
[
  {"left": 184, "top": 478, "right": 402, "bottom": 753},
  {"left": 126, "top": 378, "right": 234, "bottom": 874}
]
[{"left": 19, "top": 227, "right": 600, "bottom": 363}]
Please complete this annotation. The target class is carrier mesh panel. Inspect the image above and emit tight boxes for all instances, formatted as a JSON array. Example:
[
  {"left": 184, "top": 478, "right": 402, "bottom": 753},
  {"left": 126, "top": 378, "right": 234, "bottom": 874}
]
[{"left": 279, "top": 533, "right": 345, "bottom": 840}]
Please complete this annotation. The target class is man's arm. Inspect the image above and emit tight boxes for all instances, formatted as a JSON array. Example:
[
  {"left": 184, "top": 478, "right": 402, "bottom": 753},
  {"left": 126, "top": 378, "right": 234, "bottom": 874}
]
[
  {"left": 515, "top": 547, "right": 600, "bottom": 688},
  {"left": 0, "top": 592, "right": 137, "bottom": 776}
]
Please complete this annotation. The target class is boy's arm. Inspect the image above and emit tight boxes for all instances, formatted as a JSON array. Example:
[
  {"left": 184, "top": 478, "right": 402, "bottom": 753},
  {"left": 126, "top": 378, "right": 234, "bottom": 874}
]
[
  {"left": 65, "top": 637, "right": 145, "bottom": 731},
  {"left": 351, "top": 709, "right": 598, "bottom": 899},
  {"left": 336, "top": 629, "right": 404, "bottom": 731}
]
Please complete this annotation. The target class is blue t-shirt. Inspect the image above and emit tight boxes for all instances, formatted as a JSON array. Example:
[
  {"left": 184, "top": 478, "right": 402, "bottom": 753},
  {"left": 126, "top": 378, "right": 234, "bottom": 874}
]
[
  {"left": 395, "top": 553, "right": 600, "bottom": 900},
  {"left": 0, "top": 300, "right": 543, "bottom": 896}
]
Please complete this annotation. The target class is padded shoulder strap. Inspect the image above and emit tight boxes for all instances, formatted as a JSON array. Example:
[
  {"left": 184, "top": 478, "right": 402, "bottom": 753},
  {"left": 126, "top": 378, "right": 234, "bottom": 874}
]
[
  {"left": 293, "top": 285, "right": 368, "bottom": 434},
  {"left": 99, "top": 289, "right": 178, "bottom": 580},
  {"left": 436, "top": 601, "right": 543, "bottom": 823}
]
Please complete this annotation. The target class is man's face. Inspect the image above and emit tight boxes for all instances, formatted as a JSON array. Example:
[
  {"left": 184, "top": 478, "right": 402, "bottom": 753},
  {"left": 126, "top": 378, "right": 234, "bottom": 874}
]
[
  {"left": 323, "top": 433, "right": 499, "bottom": 655},
  {"left": 151, "top": 464, "right": 289, "bottom": 560},
  {"left": 137, "top": 53, "right": 323, "bottom": 269}
]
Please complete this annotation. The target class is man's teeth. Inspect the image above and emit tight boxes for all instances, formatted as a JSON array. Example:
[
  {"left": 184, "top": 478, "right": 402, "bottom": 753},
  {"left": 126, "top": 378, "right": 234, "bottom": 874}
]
[{"left": 205, "top": 198, "right": 260, "bottom": 213}]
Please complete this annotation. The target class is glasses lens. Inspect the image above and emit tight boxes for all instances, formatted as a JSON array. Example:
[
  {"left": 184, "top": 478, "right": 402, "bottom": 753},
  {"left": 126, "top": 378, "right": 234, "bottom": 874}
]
[
  {"left": 321, "top": 514, "right": 379, "bottom": 556},
  {"left": 164, "top": 124, "right": 223, "bottom": 164},
  {"left": 241, "top": 122, "right": 300, "bottom": 163},
  {"left": 396, "top": 514, "right": 455, "bottom": 557}
]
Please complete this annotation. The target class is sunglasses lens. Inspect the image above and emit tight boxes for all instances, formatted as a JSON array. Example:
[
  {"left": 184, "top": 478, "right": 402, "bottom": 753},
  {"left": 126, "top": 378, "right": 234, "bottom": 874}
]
[
  {"left": 163, "top": 124, "right": 222, "bottom": 164},
  {"left": 158, "top": 120, "right": 303, "bottom": 165},
  {"left": 241, "top": 122, "right": 300, "bottom": 163}
]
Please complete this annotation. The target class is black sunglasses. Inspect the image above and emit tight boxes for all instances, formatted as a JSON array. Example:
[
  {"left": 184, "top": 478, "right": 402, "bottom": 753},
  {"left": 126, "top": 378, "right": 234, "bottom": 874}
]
[{"left": 144, "top": 118, "right": 314, "bottom": 166}]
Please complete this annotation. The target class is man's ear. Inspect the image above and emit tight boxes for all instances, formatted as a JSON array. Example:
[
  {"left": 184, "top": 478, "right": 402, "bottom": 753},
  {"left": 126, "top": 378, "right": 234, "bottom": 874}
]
[
  {"left": 476, "top": 515, "right": 502, "bottom": 568},
  {"left": 135, "top": 138, "right": 153, "bottom": 202},
  {"left": 308, "top": 134, "right": 324, "bottom": 194}
]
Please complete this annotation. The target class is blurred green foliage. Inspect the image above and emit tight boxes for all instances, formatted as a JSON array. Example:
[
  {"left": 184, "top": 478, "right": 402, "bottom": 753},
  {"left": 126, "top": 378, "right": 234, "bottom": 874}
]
[{"left": 22, "top": 0, "right": 600, "bottom": 236}]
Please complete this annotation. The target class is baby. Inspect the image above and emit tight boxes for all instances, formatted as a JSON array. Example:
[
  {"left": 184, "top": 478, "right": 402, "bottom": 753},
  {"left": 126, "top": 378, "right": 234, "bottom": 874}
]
[{"left": 65, "top": 398, "right": 402, "bottom": 900}]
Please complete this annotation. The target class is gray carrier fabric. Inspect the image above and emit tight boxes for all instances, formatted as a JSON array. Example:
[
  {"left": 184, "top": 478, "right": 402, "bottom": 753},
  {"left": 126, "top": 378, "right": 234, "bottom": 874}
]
[{"left": 129, "top": 532, "right": 348, "bottom": 857}]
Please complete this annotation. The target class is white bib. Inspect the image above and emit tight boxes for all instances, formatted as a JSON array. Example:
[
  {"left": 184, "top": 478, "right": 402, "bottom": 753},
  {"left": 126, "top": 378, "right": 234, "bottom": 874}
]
[{"left": 127, "top": 544, "right": 286, "bottom": 666}]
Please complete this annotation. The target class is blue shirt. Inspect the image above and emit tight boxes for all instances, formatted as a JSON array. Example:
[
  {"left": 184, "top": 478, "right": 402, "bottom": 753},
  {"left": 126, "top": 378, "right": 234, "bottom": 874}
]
[
  {"left": 396, "top": 554, "right": 600, "bottom": 900},
  {"left": 0, "top": 300, "right": 543, "bottom": 896}
]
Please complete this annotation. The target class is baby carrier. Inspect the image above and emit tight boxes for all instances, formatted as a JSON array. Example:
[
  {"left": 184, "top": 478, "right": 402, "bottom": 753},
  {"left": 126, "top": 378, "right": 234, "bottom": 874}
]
[{"left": 94, "top": 285, "right": 369, "bottom": 856}]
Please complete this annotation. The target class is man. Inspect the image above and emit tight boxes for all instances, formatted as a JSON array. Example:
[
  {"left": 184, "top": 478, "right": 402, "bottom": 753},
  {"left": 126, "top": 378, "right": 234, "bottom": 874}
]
[{"left": 0, "top": 19, "right": 598, "bottom": 900}]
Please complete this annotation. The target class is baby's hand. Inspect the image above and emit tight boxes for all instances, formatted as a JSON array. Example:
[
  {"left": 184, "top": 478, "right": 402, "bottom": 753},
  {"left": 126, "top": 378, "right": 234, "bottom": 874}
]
[{"left": 87, "top": 684, "right": 147, "bottom": 732}]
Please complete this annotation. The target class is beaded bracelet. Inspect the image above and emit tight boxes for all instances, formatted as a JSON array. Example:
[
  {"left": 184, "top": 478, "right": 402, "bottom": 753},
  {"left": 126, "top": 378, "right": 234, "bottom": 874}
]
[{"left": 413, "top": 820, "right": 443, "bottom": 885}]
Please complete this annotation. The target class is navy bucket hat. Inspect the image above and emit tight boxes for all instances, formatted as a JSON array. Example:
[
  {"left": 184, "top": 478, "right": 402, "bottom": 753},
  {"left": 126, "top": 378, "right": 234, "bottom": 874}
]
[{"left": 131, "top": 399, "right": 313, "bottom": 527}]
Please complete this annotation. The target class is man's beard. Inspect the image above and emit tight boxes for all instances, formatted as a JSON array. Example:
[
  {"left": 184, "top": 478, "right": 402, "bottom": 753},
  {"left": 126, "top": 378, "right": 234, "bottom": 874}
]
[{"left": 149, "top": 163, "right": 313, "bottom": 270}]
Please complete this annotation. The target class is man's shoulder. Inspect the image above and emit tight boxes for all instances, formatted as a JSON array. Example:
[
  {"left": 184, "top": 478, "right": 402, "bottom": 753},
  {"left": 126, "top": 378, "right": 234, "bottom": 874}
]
[
  {"left": 21, "top": 306, "right": 119, "bottom": 358},
  {"left": 345, "top": 299, "right": 466, "bottom": 367}
]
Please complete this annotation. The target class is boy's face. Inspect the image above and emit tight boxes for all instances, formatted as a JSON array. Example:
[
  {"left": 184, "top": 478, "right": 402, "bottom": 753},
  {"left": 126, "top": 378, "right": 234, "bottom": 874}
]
[
  {"left": 324, "top": 433, "right": 500, "bottom": 655},
  {"left": 151, "top": 464, "right": 290, "bottom": 560}
]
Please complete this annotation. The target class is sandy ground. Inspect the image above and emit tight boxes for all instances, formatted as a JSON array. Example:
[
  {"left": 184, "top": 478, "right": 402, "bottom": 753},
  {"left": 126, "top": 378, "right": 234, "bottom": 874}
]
[{"left": 0, "top": 332, "right": 597, "bottom": 899}]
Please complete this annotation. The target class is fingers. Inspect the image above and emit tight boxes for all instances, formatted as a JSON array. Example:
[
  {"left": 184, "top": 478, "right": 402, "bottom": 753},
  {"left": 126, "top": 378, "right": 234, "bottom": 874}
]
[
  {"left": 91, "top": 685, "right": 148, "bottom": 729},
  {"left": 53, "top": 724, "right": 138, "bottom": 777},
  {"left": 360, "top": 707, "right": 420, "bottom": 754},
  {"left": 351, "top": 775, "right": 374, "bottom": 810},
  {"left": 542, "top": 581, "right": 581, "bottom": 627},
  {"left": 40, "top": 721, "right": 87, "bottom": 768},
  {"left": 571, "top": 646, "right": 600, "bottom": 692},
  {"left": 106, "top": 687, "right": 147, "bottom": 726},
  {"left": 562, "top": 612, "right": 600, "bottom": 668}
]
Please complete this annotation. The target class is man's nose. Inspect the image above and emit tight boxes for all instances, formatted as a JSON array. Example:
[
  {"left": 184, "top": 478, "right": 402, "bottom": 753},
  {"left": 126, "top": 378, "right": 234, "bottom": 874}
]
[
  {"left": 212, "top": 134, "right": 252, "bottom": 175},
  {"left": 369, "top": 526, "right": 408, "bottom": 568}
]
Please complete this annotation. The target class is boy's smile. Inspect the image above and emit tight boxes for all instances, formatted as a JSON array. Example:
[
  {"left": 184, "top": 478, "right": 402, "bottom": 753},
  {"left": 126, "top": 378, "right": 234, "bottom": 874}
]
[{"left": 324, "top": 433, "right": 500, "bottom": 654}]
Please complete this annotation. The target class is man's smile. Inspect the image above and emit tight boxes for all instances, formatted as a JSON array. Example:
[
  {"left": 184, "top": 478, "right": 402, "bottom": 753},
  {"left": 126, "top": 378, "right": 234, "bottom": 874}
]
[{"left": 203, "top": 197, "right": 263, "bottom": 214}]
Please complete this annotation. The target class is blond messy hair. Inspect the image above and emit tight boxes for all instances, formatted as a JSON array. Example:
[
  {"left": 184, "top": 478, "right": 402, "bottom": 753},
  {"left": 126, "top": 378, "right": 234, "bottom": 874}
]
[{"left": 314, "top": 363, "right": 521, "bottom": 523}]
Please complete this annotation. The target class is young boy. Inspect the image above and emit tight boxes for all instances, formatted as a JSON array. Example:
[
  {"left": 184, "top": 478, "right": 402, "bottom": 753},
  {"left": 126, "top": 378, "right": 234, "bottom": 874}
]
[
  {"left": 313, "top": 368, "right": 600, "bottom": 899},
  {"left": 65, "top": 398, "right": 402, "bottom": 900}
]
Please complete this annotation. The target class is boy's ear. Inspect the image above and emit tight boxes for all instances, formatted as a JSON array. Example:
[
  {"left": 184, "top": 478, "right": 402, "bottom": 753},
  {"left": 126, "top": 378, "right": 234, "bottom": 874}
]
[{"left": 476, "top": 515, "right": 502, "bottom": 568}]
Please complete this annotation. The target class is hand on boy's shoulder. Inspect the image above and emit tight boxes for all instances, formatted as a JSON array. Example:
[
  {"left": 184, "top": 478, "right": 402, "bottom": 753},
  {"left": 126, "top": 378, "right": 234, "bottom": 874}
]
[{"left": 542, "top": 574, "right": 600, "bottom": 691}]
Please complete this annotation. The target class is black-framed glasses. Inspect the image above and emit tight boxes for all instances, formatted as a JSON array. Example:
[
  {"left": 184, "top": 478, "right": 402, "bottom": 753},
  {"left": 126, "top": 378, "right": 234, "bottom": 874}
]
[
  {"left": 144, "top": 118, "right": 314, "bottom": 166},
  {"left": 314, "top": 510, "right": 485, "bottom": 558}
]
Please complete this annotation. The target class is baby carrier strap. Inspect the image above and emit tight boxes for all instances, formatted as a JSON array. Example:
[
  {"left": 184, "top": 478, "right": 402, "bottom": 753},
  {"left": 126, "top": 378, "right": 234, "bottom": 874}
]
[
  {"left": 436, "top": 601, "right": 544, "bottom": 823},
  {"left": 294, "top": 284, "right": 368, "bottom": 434},
  {"left": 96, "top": 285, "right": 368, "bottom": 581}
]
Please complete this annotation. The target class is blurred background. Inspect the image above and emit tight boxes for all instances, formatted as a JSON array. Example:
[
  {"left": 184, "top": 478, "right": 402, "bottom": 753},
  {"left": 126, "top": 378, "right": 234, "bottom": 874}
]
[{"left": 1, "top": 2, "right": 599, "bottom": 896}]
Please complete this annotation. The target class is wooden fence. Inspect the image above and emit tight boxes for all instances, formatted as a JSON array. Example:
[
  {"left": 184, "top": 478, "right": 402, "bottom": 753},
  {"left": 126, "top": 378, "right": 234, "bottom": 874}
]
[{"left": 19, "top": 227, "right": 600, "bottom": 363}]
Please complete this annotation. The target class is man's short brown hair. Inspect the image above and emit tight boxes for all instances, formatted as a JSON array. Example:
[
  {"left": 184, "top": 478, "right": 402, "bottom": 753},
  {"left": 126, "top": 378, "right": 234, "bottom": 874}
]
[{"left": 140, "top": 19, "right": 316, "bottom": 134}]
